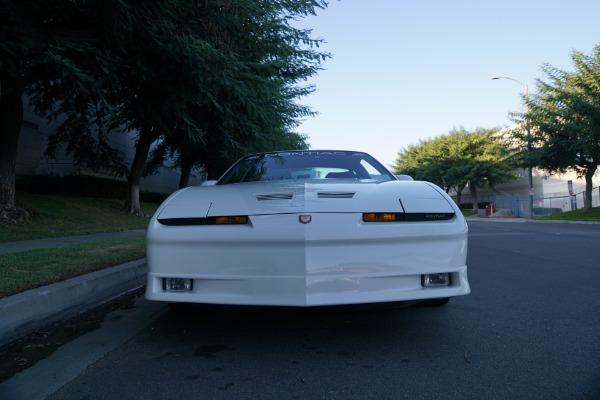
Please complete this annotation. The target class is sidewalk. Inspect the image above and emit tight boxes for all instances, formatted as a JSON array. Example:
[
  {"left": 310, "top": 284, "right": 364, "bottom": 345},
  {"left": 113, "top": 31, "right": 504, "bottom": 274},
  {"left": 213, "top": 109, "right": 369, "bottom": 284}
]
[
  {"left": 466, "top": 215, "right": 527, "bottom": 223},
  {"left": 466, "top": 215, "right": 600, "bottom": 225},
  {"left": 0, "top": 230, "right": 147, "bottom": 347},
  {"left": 0, "top": 229, "right": 145, "bottom": 255}
]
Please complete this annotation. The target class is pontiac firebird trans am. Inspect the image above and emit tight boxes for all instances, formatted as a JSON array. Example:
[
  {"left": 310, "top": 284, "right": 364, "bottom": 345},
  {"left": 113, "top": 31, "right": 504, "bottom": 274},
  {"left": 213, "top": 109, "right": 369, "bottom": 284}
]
[{"left": 145, "top": 150, "right": 470, "bottom": 307}]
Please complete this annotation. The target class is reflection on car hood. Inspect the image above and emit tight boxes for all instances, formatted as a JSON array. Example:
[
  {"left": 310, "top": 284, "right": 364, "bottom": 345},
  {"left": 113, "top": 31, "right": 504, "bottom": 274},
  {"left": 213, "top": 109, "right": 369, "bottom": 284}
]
[{"left": 156, "top": 180, "right": 456, "bottom": 219}]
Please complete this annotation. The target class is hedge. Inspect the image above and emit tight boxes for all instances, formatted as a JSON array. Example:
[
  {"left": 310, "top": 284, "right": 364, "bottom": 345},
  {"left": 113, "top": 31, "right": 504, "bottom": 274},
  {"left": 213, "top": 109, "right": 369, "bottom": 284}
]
[{"left": 16, "top": 174, "right": 169, "bottom": 203}]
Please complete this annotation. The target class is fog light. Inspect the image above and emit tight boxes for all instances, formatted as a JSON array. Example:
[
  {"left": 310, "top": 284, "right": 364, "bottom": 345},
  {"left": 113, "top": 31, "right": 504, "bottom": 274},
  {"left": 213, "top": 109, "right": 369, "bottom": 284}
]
[
  {"left": 164, "top": 278, "right": 193, "bottom": 292},
  {"left": 422, "top": 273, "right": 450, "bottom": 287}
]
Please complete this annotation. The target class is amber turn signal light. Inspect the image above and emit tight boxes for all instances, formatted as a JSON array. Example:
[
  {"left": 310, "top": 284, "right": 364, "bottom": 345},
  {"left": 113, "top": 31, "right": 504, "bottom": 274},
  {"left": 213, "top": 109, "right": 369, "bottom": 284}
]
[
  {"left": 215, "top": 216, "right": 249, "bottom": 225},
  {"left": 362, "top": 213, "right": 402, "bottom": 222}
]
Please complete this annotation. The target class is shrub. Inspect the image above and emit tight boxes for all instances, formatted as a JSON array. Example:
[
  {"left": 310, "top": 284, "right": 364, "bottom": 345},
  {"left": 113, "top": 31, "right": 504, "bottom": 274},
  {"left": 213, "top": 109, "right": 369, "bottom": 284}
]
[{"left": 16, "top": 174, "right": 168, "bottom": 203}]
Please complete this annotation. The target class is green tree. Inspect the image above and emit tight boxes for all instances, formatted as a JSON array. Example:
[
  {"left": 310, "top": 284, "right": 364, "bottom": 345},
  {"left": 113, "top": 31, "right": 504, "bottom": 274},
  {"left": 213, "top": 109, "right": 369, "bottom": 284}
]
[
  {"left": 145, "top": 124, "right": 309, "bottom": 187},
  {"left": 459, "top": 128, "right": 518, "bottom": 210},
  {"left": 18, "top": 0, "right": 328, "bottom": 216},
  {"left": 0, "top": 0, "right": 109, "bottom": 215},
  {"left": 143, "top": 72, "right": 313, "bottom": 186},
  {"left": 393, "top": 127, "right": 518, "bottom": 210},
  {"left": 19, "top": 0, "right": 206, "bottom": 215},
  {"left": 393, "top": 137, "right": 450, "bottom": 188},
  {"left": 112, "top": 0, "right": 216, "bottom": 215},
  {"left": 511, "top": 44, "right": 600, "bottom": 211},
  {"left": 136, "top": 0, "right": 325, "bottom": 195}
]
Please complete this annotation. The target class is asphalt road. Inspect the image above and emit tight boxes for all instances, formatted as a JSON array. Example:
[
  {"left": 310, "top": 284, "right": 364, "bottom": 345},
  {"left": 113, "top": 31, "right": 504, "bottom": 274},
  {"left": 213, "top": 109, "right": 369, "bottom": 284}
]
[{"left": 2, "top": 220, "right": 600, "bottom": 400}]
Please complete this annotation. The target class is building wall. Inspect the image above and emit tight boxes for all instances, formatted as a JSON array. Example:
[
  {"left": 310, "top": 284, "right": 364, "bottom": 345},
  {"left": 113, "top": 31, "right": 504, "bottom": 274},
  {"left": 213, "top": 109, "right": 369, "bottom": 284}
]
[
  {"left": 16, "top": 101, "right": 205, "bottom": 194},
  {"left": 455, "top": 168, "right": 600, "bottom": 215}
]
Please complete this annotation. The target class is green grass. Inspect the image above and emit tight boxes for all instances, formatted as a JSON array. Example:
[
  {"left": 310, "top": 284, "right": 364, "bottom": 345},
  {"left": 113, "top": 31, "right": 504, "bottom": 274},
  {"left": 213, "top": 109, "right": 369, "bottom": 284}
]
[
  {"left": 0, "top": 193, "right": 159, "bottom": 242},
  {"left": 0, "top": 237, "right": 146, "bottom": 298},
  {"left": 461, "top": 209, "right": 478, "bottom": 218},
  {"left": 0, "top": 193, "right": 159, "bottom": 297},
  {"left": 536, "top": 206, "right": 600, "bottom": 222}
]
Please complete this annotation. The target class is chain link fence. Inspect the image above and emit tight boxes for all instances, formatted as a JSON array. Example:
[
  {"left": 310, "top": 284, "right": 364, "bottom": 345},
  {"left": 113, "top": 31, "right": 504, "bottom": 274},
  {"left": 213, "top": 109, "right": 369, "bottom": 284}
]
[{"left": 453, "top": 187, "right": 600, "bottom": 218}]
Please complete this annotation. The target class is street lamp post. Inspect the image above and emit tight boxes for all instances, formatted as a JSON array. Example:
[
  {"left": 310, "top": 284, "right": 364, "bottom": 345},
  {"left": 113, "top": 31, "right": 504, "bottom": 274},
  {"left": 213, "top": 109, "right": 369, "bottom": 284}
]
[{"left": 492, "top": 76, "right": 534, "bottom": 218}]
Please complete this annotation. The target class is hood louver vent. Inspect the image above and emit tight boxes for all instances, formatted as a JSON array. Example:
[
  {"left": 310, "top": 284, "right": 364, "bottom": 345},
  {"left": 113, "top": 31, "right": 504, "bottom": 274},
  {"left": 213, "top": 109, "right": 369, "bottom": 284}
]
[
  {"left": 255, "top": 193, "right": 294, "bottom": 201},
  {"left": 317, "top": 192, "right": 356, "bottom": 199}
]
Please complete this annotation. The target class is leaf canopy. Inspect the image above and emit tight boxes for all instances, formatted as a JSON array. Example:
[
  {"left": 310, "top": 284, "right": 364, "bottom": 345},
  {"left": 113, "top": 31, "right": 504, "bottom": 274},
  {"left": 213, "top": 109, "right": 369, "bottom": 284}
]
[
  {"left": 509, "top": 44, "right": 600, "bottom": 210},
  {"left": 393, "top": 127, "right": 518, "bottom": 193}
]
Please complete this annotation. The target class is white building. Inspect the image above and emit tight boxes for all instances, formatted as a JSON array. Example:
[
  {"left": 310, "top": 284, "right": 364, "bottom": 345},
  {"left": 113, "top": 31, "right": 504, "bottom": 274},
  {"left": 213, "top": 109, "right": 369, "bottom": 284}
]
[{"left": 456, "top": 168, "right": 599, "bottom": 217}]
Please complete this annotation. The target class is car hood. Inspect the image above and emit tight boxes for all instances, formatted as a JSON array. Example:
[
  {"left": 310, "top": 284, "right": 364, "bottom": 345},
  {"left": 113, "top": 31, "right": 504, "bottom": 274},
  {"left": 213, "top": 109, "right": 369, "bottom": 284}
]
[{"left": 155, "top": 180, "right": 457, "bottom": 219}]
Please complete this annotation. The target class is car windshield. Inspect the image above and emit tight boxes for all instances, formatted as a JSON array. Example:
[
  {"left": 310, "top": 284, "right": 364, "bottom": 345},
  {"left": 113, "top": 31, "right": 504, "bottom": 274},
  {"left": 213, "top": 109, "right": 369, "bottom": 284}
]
[{"left": 217, "top": 151, "right": 396, "bottom": 185}]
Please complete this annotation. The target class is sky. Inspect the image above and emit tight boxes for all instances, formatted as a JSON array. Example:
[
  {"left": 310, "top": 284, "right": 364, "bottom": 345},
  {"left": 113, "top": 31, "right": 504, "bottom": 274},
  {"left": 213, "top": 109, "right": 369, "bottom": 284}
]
[{"left": 294, "top": 0, "right": 600, "bottom": 168}]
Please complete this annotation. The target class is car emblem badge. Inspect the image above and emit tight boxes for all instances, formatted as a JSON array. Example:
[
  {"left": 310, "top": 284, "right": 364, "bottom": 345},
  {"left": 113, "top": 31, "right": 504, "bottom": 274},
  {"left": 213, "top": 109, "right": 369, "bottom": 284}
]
[{"left": 299, "top": 215, "right": 312, "bottom": 224}]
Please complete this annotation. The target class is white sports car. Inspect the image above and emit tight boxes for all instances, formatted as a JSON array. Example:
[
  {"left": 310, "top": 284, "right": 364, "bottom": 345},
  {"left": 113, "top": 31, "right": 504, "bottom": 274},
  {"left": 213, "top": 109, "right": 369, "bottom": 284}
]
[{"left": 145, "top": 150, "right": 470, "bottom": 307}]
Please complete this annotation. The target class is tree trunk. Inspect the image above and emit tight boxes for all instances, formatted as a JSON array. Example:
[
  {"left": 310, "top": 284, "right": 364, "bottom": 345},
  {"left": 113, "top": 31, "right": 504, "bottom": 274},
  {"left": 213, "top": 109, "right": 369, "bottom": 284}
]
[
  {"left": 124, "top": 125, "right": 158, "bottom": 216},
  {"left": 178, "top": 152, "right": 193, "bottom": 189},
  {"left": 455, "top": 184, "right": 465, "bottom": 208},
  {"left": 470, "top": 185, "right": 479, "bottom": 211},
  {"left": 0, "top": 76, "right": 24, "bottom": 210},
  {"left": 584, "top": 166, "right": 596, "bottom": 211}
]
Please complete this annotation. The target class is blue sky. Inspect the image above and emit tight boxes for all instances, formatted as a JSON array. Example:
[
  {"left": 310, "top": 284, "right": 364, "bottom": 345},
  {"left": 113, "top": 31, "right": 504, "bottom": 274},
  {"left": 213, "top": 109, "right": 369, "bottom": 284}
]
[{"left": 295, "top": 0, "right": 600, "bottom": 168}]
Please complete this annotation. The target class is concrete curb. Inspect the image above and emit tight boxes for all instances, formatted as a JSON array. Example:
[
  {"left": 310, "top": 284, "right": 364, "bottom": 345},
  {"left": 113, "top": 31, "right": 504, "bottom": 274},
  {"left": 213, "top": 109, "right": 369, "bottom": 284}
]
[
  {"left": 0, "top": 259, "right": 147, "bottom": 348},
  {"left": 466, "top": 217, "right": 527, "bottom": 223}
]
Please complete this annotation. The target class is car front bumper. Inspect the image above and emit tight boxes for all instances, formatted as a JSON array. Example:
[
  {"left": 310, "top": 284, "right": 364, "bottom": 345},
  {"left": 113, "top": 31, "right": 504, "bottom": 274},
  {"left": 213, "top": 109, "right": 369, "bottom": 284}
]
[{"left": 145, "top": 213, "right": 470, "bottom": 306}]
